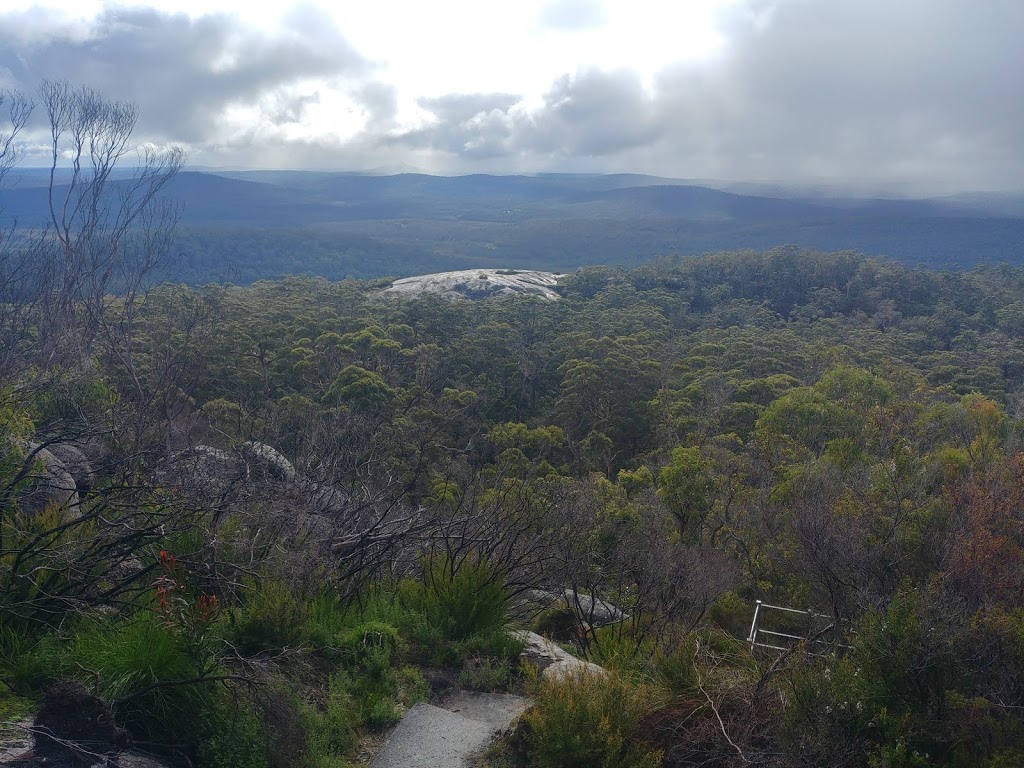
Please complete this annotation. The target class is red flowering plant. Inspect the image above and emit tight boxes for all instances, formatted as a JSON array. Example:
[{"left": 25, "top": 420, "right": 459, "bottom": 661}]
[{"left": 152, "top": 549, "right": 222, "bottom": 668}]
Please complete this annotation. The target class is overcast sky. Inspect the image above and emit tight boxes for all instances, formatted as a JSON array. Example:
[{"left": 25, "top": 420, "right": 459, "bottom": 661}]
[{"left": 1, "top": 0, "right": 1021, "bottom": 193}]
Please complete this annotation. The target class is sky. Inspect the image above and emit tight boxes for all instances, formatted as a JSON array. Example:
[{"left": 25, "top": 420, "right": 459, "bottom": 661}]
[{"left": 1, "top": 0, "right": 1022, "bottom": 193}]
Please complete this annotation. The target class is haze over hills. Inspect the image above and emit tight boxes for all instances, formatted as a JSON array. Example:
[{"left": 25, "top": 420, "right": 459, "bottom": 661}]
[{"left": 2, "top": 170, "right": 1022, "bottom": 285}]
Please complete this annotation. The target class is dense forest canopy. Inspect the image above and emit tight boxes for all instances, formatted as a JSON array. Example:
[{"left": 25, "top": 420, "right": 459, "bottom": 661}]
[
  {"left": 3, "top": 82, "right": 1024, "bottom": 768},
  {"left": 7, "top": 169, "right": 1024, "bottom": 285},
  {"left": 6, "top": 237, "right": 1024, "bottom": 765}
]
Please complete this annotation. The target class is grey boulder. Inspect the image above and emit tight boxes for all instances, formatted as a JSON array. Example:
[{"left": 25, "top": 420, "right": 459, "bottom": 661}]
[
  {"left": 240, "top": 441, "right": 296, "bottom": 482},
  {"left": 16, "top": 443, "right": 80, "bottom": 517},
  {"left": 46, "top": 442, "right": 96, "bottom": 493},
  {"left": 511, "top": 629, "right": 607, "bottom": 682},
  {"left": 523, "top": 588, "right": 629, "bottom": 628}
]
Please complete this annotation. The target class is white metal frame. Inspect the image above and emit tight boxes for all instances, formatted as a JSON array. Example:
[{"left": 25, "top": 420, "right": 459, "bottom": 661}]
[{"left": 747, "top": 599, "right": 850, "bottom": 654}]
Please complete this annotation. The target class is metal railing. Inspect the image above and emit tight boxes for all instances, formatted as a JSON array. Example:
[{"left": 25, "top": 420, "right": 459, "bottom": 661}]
[{"left": 747, "top": 600, "right": 851, "bottom": 654}]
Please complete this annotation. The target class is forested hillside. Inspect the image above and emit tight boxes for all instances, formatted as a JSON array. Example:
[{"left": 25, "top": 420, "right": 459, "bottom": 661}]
[
  {"left": 5, "top": 244, "right": 1024, "bottom": 766},
  {"left": 5, "top": 170, "right": 1024, "bottom": 284}
]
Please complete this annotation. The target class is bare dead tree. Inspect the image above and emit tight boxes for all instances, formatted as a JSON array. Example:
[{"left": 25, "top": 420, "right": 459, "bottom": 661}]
[
  {"left": 36, "top": 79, "right": 185, "bottom": 369},
  {"left": 0, "top": 83, "right": 194, "bottom": 631},
  {"left": 0, "top": 88, "right": 32, "bottom": 184},
  {"left": 0, "top": 89, "right": 43, "bottom": 378}
]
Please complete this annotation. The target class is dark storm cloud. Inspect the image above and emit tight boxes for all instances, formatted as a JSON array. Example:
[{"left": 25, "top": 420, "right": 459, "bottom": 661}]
[
  {"left": 389, "top": 70, "right": 660, "bottom": 165},
  {"left": 538, "top": 0, "right": 607, "bottom": 31},
  {"left": 672, "top": 0, "right": 1024, "bottom": 188},
  {"left": 392, "top": 0, "right": 1024, "bottom": 191},
  {"left": 0, "top": 5, "right": 365, "bottom": 144},
  {"left": 385, "top": 72, "right": 651, "bottom": 162},
  {"left": 395, "top": 79, "right": 659, "bottom": 160}
]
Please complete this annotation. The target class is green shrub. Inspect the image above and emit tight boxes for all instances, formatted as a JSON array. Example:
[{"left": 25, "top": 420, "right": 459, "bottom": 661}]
[
  {"left": 708, "top": 590, "right": 752, "bottom": 637},
  {"left": 0, "top": 625, "right": 62, "bottom": 693},
  {"left": 586, "top": 625, "right": 655, "bottom": 674},
  {"left": 462, "top": 629, "right": 524, "bottom": 663},
  {"left": 356, "top": 585, "right": 420, "bottom": 628},
  {"left": 403, "top": 612, "right": 455, "bottom": 665},
  {"left": 329, "top": 657, "right": 402, "bottom": 733},
  {"left": 400, "top": 555, "right": 508, "bottom": 643},
  {"left": 524, "top": 668, "right": 663, "bottom": 768},
  {"left": 71, "top": 613, "right": 213, "bottom": 740},
  {"left": 198, "top": 702, "right": 268, "bottom": 768},
  {"left": 304, "top": 586, "right": 420, "bottom": 652},
  {"left": 396, "top": 665, "right": 429, "bottom": 706},
  {"left": 777, "top": 654, "right": 875, "bottom": 766},
  {"left": 653, "top": 634, "right": 699, "bottom": 695},
  {"left": 334, "top": 621, "right": 404, "bottom": 672},
  {"left": 403, "top": 619, "right": 524, "bottom": 668},
  {"left": 70, "top": 612, "right": 265, "bottom": 766},
  {"left": 459, "top": 656, "right": 517, "bottom": 692},
  {"left": 304, "top": 591, "right": 352, "bottom": 648},
  {"left": 0, "top": 509, "right": 77, "bottom": 630},
  {"left": 362, "top": 694, "right": 402, "bottom": 729},
  {"left": 324, "top": 668, "right": 401, "bottom": 732},
  {"left": 301, "top": 673, "right": 358, "bottom": 765},
  {"left": 228, "top": 579, "right": 307, "bottom": 654}
]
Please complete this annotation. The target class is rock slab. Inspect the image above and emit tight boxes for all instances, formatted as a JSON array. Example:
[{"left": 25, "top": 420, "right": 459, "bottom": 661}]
[
  {"left": 520, "top": 588, "right": 629, "bottom": 628},
  {"left": 370, "top": 693, "right": 527, "bottom": 768},
  {"left": 386, "top": 269, "right": 563, "bottom": 301}
]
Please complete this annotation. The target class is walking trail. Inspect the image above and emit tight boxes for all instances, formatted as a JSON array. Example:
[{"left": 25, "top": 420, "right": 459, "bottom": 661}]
[
  {"left": 368, "top": 629, "right": 607, "bottom": 767},
  {"left": 368, "top": 691, "right": 528, "bottom": 768}
]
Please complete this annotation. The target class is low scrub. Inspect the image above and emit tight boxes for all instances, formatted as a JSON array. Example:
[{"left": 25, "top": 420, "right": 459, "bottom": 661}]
[
  {"left": 523, "top": 668, "right": 663, "bottom": 768},
  {"left": 227, "top": 578, "right": 307, "bottom": 654},
  {"left": 69, "top": 612, "right": 266, "bottom": 767},
  {"left": 399, "top": 554, "right": 508, "bottom": 642}
]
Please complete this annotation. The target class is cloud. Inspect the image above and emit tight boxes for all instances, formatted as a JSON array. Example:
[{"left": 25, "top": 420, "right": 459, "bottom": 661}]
[
  {"left": 651, "top": 0, "right": 1024, "bottom": 188},
  {"left": 0, "top": 5, "right": 366, "bottom": 145},
  {"left": 390, "top": 74, "right": 660, "bottom": 161},
  {"left": 538, "top": 0, "right": 607, "bottom": 31},
  {"left": 391, "top": 93, "right": 522, "bottom": 158},
  {"left": 354, "top": 82, "right": 400, "bottom": 132},
  {"left": 264, "top": 91, "right": 321, "bottom": 126},
  {"left": 2, "top": 0, "right": 1021, "bottom": 191},
  {"left": 520, "top": 70, "right": 659, "bottom": 157},
  {"left": 418, "top": 93, "right": 522, "bottom": 125},
  {"left": 388, "top": 0, "right": 1024, "bottom": 191}
]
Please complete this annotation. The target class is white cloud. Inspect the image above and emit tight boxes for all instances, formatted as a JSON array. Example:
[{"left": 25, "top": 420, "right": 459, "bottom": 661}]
[
  {"left": 1, "top": 0, "right": 1021, "bottom": 191},
  {"left": 538, "top": 0, "right": 608, "bottom": 30}
]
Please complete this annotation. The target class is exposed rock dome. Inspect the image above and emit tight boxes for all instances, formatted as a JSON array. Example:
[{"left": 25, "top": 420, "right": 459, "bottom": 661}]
[{"left": 386, "top": 269, "right": 563, "bottom": 301}]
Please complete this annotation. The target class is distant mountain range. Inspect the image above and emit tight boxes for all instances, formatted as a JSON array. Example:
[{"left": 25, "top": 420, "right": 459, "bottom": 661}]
[{"left": 2, "top": 170, "right": 1023, "bottom": 285}]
